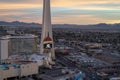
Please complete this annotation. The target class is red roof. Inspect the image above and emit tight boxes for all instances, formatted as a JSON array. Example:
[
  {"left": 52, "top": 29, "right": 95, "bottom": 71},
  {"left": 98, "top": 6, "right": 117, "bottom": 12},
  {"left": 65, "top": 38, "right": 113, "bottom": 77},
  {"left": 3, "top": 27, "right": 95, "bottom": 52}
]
[
  {"left": 43, "top": 36, "right": 52, "bottom": 42},
  {"left": 43, "top": 33, "right": 52, "bottom": 42}
]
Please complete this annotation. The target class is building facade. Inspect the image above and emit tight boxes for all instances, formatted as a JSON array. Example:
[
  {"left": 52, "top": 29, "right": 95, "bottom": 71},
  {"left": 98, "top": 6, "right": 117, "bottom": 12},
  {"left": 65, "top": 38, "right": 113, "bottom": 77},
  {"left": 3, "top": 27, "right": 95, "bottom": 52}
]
[
  {"left": 8, "top": 34, "right": 38, "bottom": 55},
  {"left": 0, "top": 37, "right": 9, "bottom": 61},
  {"left": 0, "top": 62, "right": 38, "bottom": 80}
]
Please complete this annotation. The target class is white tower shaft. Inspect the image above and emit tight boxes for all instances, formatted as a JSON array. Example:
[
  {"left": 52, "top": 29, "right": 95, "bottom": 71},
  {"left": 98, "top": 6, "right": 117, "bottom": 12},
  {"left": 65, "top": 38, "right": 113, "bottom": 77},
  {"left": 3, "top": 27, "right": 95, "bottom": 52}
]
[{"left": 40, "top": 0, "right": 55, "bottom": 60}]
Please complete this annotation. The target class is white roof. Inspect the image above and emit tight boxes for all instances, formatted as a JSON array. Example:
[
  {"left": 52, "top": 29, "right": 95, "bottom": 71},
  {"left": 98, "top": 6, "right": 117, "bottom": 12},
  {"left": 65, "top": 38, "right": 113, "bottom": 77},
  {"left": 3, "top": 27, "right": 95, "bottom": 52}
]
[
  {"left": 29, "top": 54, "right": 46, "bottom": 61},
  {"left": 10, "top": 34, "right": 37, "bottom": 39},
  {"left": 0, "top": 36, "right": 9, "bottom": 40}
]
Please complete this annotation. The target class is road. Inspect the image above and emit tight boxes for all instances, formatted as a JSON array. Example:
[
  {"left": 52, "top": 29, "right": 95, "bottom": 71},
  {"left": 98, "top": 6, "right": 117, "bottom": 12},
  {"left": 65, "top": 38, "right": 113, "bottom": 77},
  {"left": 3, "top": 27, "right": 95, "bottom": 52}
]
[{"left": 57, "top": 54, "right": 103, "bottom": 80}]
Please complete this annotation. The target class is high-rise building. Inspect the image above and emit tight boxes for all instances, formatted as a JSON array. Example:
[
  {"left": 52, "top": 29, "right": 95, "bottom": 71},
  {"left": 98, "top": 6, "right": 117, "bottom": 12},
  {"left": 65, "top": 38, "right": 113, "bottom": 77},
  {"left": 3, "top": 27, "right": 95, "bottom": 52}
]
[
  {"left": 40, "top": 0, "right": 55, "bottom": 60},
  {"left": 8, "top": 34, "right": 38, "bottom": 55},
  {"left": 0, "top": 37, "right": 9, "bottom": 61}
]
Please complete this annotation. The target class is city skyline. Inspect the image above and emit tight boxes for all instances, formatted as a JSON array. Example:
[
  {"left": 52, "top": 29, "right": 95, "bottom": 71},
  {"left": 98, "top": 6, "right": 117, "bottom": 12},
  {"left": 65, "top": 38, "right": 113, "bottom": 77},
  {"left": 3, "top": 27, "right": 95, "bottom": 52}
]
[{"left": 0, "top": 0, "right": 120, "bottom": 25}]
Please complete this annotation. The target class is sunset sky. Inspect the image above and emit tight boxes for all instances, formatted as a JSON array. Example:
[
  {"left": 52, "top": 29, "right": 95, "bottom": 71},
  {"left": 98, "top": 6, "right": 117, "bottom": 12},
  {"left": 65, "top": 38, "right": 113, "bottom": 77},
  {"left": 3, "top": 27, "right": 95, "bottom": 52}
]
[{"left": 0, "top": 0, "right": 120, "bottom": 25}]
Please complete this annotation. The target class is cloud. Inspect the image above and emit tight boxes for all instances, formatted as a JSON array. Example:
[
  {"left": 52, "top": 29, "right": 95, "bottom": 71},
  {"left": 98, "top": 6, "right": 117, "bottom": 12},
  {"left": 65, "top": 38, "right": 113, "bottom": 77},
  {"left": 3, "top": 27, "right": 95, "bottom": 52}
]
[
  {"left": 0, "top": 3, "right": 42, "bottom": 9},
  {"left": 52, "top": 9, "right": 120, "bottom": 24},
  {"left": 0, "top": 0, "right": 120, "bottom": 24},
  {"left": 0, "top": 0, "right": 42, "bottom": 4},
  {"left": 1, "top": 0, "right": 120, "bottom": 9},
  {"left": 52, "top": 14, "right": 116, "bottom": 24}
]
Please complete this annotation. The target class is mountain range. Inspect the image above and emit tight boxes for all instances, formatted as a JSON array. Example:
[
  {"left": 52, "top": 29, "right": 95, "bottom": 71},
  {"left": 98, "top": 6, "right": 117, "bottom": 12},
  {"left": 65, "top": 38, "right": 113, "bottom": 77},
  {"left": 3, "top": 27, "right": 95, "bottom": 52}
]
[{"left": 0, "top": 21, "right": 120, "bottom": 29}]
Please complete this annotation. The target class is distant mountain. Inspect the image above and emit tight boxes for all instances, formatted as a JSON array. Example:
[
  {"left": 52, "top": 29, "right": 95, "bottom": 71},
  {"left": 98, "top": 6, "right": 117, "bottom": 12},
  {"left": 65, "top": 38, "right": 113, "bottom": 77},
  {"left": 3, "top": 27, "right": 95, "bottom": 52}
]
[
  {"left": 0, "top": 21, "right": 41, "bottom": 27},
  {"left": 0, "top": 21, "right": 120, "bottom": 29}
]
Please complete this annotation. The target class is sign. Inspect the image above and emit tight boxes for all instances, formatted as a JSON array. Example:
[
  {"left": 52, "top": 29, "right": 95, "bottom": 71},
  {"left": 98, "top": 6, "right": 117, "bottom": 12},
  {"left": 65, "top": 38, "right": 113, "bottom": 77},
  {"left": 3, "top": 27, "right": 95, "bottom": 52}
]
[{"left": 44, "top": 43, "right": 52, "bottom": 49}]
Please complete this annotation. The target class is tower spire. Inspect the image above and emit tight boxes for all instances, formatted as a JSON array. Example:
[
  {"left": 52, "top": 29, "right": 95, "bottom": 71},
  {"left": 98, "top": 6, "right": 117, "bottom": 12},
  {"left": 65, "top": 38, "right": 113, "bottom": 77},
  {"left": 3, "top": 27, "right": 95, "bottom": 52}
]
[{"left": 48, "top": 32, "right": 49, "bottom": 37}]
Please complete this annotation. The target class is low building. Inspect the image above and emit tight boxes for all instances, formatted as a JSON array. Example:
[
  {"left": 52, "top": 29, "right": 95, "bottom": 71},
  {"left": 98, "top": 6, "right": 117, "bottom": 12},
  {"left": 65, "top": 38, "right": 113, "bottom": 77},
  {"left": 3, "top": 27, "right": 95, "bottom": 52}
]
[
  {"left": 7, "top": 29, "right": 15, "bottom": 35},
  {"left": 8, "top": 54, "right": 53, "bottom": 69},
  {"left": 84, "top": 43, "right": 102, "bottom": 49},
  {"left": 0, "top": 62, "right": 38, "bottom": 80},
  {"left": 110, "top": 77, "right": 120, "bottom": 80}
]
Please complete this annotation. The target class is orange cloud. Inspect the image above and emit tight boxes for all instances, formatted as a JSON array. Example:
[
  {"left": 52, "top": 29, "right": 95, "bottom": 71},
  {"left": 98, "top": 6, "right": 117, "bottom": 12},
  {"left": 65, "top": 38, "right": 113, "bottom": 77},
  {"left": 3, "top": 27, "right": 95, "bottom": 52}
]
[
  {"left": 0, "top": 0, "right": 120, "bottom": 24},
  {"left": 0, "top": 0, "right": 120, "bottom": 9},
  {"left": 0, "top": 3, "right": 42, "bottom": 9},
  {"left": 52, "top": 14, "right": 120, "bottom": 24}
]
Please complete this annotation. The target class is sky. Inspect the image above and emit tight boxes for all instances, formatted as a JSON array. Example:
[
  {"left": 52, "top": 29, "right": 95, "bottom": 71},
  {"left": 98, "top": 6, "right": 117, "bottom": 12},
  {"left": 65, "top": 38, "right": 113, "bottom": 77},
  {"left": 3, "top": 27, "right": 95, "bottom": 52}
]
[{"left": 0, "top": 0, "right": 120, "bottom": 25}]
